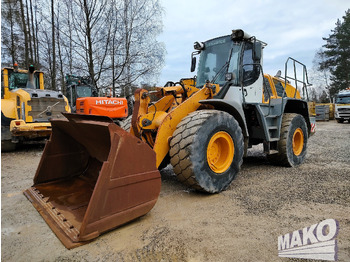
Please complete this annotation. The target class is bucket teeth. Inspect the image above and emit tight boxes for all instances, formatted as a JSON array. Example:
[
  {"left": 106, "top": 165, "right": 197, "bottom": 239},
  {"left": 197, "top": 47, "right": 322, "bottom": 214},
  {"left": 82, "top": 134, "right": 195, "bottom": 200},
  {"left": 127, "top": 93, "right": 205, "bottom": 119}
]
[{"left": 24, "top": 187, "right": 81, "bottom": 243}]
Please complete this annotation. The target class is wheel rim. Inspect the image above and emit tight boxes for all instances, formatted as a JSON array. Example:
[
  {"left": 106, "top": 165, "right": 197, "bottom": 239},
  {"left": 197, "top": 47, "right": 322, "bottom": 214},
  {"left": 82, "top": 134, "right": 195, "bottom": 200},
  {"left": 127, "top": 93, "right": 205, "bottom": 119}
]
[
  {"left": 292, "top": 128, "right": 304, "bottom": 156},
  {"left": 207, "top": 131, "right": 234, "bottom": 173}
]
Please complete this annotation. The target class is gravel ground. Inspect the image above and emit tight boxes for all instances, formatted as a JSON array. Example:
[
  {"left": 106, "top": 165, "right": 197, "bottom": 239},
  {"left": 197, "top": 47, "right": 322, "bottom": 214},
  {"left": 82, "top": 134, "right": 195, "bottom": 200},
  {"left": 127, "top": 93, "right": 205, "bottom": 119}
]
[{"left": 1, "top": 120, "right": 350, "bottom": 261}]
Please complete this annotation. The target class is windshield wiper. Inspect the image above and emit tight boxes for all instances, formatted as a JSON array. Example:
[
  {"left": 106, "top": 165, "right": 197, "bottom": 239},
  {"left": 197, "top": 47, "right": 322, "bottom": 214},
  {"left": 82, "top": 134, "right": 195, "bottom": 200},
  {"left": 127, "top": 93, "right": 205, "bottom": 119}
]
[
  {"left": 211, "top": 47, "right": 234, "bottom": 84},
  {"left": 211, "top": 61, "right": 229, "bottom": 84}
]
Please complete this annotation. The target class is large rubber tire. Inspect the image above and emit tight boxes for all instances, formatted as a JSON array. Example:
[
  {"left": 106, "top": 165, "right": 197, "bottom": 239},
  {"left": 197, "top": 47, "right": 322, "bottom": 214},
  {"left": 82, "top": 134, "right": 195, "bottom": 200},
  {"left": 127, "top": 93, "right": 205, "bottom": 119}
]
[
  {"left": 169, "top": 110, "right": 244, "bottom": 193},
  {"left": 267, "top": 113, "right": 308, "bottom": 167},
  {"left": 1, "top": 125, "right": 16, "bottom": 152}
]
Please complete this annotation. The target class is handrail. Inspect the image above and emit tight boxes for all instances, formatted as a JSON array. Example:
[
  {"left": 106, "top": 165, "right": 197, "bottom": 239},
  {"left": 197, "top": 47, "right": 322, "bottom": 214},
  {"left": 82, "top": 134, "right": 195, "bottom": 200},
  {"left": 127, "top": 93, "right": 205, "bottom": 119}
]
[
  {"left": 283, "top": 57, "right": 311, "bottom": 100},
  {"left": 280, "top": 57, "right": 312, "bottom": 115}
]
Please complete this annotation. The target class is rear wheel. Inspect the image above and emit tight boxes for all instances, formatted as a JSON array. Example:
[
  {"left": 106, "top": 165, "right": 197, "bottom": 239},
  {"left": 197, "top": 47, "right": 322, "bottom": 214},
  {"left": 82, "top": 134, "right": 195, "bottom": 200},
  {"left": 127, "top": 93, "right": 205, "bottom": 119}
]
[
  {"left": 1, "top": 139, "right": 16, "bottom": 152},
  {"left": 170, "top": 110, "right": 244, "bottom": 193},
  {"left": 267, "top": 113, "right": 308, "bottom": 167},
  {"left": 1, "top": 125, "right": 16, "bottom": 152}
]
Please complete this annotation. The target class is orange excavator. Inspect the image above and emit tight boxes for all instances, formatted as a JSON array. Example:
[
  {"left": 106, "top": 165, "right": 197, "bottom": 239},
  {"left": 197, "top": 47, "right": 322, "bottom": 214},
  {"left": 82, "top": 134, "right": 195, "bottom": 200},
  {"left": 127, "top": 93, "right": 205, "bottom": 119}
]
[
  {"left": 24, "top": 30, "right": 313, "bottom": 248},
  {"left": 65, "top": 75, "right": 128, "bottom": 120}
]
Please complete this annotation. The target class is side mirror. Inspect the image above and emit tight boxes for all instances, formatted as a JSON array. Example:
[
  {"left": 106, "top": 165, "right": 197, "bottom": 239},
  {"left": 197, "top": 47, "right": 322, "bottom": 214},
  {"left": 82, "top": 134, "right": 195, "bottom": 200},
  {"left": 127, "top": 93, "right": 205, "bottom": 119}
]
[
  {"left": 191, "top": 56, "right": 196, "bottom": 72},
  {"left": 253, "top": 41, "right": 262, "bottom": 61},
  {"left": 225, "top": 73, "right": 235, "bottom": 82}
]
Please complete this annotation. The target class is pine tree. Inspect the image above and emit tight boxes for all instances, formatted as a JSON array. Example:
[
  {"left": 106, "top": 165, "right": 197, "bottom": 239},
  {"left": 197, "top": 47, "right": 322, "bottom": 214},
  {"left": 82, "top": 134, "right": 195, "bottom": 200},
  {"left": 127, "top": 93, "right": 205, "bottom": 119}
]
[{"left": 320, "top": 9, "right": 350, "bottom": 97}]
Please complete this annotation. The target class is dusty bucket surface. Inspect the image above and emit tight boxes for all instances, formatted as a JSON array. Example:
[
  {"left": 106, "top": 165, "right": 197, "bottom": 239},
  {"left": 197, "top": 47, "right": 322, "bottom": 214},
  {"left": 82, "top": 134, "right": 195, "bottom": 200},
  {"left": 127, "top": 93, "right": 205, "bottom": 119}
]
[{"left": 24, "top": 113, "right": 161, "bottom": 249}]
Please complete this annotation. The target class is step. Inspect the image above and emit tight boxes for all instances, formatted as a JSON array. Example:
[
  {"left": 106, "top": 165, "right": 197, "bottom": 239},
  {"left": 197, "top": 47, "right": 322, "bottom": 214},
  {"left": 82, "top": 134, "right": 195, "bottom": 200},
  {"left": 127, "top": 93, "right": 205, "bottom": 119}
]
[
  {"left": 266, "top": 114, "right": 278, "bottom": 118},
  {"left": 269, "top": 150, "right": 279, "bottom": 154}
]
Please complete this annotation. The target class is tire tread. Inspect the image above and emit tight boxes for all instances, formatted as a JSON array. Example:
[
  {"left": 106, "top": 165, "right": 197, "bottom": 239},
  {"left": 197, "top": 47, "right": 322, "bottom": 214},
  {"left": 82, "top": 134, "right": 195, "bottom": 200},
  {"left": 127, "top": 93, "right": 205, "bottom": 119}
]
[{"left": 170, "top": 110, "right": 244, "bottom": 192}]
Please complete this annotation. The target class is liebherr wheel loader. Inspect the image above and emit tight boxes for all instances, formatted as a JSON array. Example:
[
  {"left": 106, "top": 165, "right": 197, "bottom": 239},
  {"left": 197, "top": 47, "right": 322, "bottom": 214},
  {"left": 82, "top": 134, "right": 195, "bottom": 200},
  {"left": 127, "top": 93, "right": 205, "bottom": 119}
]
[{"left": 24, "top": 29, "right": 313, "bottom": 248}]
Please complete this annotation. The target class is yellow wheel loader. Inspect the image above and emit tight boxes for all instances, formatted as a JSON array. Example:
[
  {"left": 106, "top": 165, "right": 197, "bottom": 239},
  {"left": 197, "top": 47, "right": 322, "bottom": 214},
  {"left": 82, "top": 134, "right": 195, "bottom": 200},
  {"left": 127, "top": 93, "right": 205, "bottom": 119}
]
[
  {"left": 24, "top": 29, "right": 313, "bottom": 248},
  {"left": 1, "top": 64, "right": 71, "bottom": 151}
]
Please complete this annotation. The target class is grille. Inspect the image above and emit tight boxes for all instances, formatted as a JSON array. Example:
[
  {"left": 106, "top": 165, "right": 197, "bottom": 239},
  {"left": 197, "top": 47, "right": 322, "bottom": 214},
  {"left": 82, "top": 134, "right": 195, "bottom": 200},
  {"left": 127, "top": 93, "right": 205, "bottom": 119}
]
[
  {"left": 79, "top": 100, "right": 85, "bottom": 113},
  {"left": 28, "top": 97, "right": 67, "bottom": 122},
  {"left": 338, "top": 108, "right": 350, "bottom": 117},
  {"left": 339, "top": 112, "right": 350, "bottom": 117}
]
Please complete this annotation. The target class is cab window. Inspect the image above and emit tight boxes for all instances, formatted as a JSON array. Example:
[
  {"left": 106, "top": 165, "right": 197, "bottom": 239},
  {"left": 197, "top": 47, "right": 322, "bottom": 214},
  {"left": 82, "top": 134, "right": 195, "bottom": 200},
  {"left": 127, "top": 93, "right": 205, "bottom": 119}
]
[
  {"left": 242, "top": 42, "right": 260, "bottom": 86},
  {"left": 8, "top": 72, "right": 40, "bottom": 90},
  {"left": 9, "top": 73, "right": 28, "bottom": 90}
]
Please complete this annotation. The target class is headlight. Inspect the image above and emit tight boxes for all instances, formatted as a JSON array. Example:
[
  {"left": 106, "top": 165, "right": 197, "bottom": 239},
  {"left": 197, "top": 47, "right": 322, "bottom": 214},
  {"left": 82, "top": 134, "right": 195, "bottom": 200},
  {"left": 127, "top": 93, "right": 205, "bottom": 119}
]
[
  {"left": 194, "top": 41, "right": 205, "bottom": 50},
  {"left": 231, "top": 29, "right": 251, "bottom": 40}
]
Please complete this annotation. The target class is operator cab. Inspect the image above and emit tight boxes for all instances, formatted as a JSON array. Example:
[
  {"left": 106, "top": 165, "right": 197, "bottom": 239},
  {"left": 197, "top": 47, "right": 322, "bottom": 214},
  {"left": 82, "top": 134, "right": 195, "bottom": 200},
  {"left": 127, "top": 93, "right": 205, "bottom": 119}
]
[
  {"left": 4, "top": 65, "right": 41, "bottom": 91},
  {"left": 65, "top": 75, "right": 97, "bottom": 109},
  {"left": 192, "top": 30, "right": 264, "bottom": 96},
  {"left": 67, "top": 85, "right": 94, "bottom": 106}
]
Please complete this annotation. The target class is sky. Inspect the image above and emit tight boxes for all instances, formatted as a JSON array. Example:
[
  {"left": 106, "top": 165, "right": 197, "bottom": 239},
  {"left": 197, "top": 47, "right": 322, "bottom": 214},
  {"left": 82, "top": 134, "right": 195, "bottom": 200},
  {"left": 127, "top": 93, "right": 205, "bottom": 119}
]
[{"left": 156, "top": 0, "right": 349, "bottom": 86}]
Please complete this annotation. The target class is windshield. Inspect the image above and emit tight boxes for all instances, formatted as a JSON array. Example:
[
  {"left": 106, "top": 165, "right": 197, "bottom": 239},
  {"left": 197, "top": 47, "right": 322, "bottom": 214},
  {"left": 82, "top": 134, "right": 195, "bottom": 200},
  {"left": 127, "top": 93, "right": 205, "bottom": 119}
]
[
  {"left": 8, "top": 72, "right": 40, "bottom": 90},
  {"left": 76, "top": 85, "right": 92, "bottom": 98},
  {"left": 196, "top": 36, "right": 241, "bottom": 88},
  {"left": 9, "top": 73, "right": 28, "bottom": 90},
  {"left": 336, "top": 94, "right": 350, "bottom": 104}
]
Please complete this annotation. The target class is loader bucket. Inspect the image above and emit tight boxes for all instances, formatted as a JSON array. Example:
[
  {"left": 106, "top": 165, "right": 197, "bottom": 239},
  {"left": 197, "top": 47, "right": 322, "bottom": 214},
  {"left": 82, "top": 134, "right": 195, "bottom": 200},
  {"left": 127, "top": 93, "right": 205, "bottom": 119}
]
[{"left": 24, "top": 113, "right": 161, "bottom": 249}]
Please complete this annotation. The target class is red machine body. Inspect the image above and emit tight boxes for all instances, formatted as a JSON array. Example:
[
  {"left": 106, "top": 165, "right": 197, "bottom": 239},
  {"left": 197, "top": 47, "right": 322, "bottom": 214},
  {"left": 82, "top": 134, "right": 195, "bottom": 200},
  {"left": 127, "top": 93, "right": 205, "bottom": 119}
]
[{"left": 76, "top": 97, "right": 128, "bottom": 119}]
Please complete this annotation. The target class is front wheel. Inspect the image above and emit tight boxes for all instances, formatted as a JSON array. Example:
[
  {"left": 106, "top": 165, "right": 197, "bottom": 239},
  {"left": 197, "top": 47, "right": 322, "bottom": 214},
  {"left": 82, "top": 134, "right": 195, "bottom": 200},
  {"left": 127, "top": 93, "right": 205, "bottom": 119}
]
[
  {"left": 267, "top": 113, "right": 308, "bottom": 167},
  {"left": 169, "top": 110, "right": 244, "bottom": 193}
]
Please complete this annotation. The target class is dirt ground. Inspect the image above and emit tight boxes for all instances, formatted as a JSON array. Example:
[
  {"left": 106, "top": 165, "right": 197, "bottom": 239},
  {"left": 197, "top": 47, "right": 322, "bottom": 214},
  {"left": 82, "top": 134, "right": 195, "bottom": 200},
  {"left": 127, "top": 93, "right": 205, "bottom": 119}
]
[{"left": 1, "top": 120, "right": 350, "bottom": 262}]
